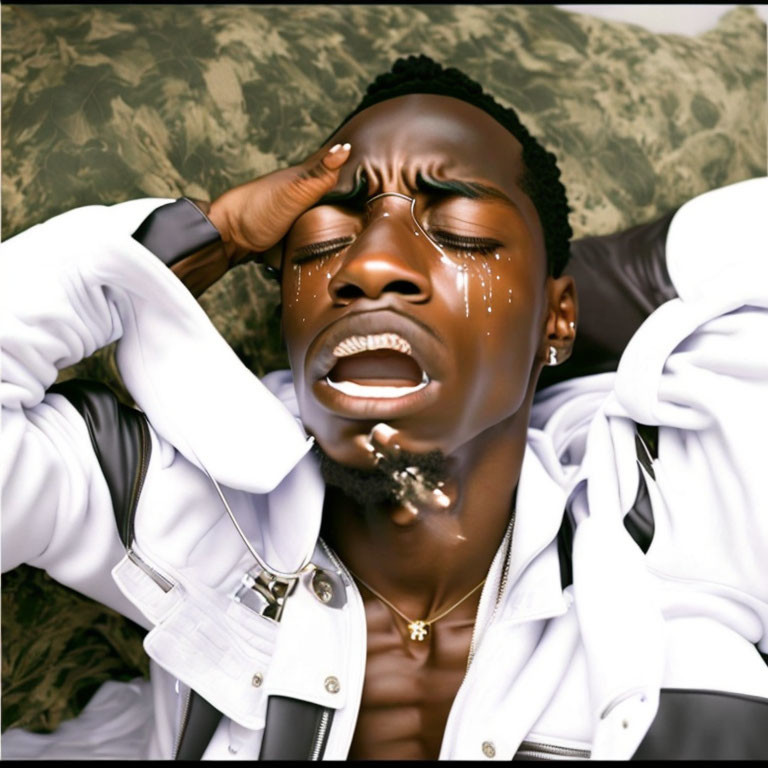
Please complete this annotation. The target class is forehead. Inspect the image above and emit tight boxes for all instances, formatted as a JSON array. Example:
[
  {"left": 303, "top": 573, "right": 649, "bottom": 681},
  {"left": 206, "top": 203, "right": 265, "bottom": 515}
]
[{"left": 328, "top": 93, "right": 527, "bottom": 194}]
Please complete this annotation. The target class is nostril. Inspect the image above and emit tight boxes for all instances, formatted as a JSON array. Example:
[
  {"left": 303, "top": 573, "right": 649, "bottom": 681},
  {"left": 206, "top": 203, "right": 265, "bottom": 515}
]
[
  {"left": 335, "top": 283, "right": 366, "bottom": 301},
  {"left": 385, "top": 280, "right": 421, "bottom": 295}
]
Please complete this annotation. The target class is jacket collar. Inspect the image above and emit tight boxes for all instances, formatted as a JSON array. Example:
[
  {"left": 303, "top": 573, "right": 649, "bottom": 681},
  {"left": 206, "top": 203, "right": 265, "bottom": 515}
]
[{"left": 261, "top": 370, "right": 571, "bottom": 624}]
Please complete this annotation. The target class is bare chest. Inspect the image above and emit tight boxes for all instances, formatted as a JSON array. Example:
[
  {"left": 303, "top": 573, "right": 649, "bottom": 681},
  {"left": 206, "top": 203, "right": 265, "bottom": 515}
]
[{"left": 347, "top": 599, "right": 476, "bottom": 760}]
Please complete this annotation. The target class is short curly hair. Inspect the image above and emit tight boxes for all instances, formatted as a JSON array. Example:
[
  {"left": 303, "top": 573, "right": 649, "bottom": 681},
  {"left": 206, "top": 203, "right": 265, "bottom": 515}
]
[{"left": 330, "top": 55, "right": 573, "bottom": 277}]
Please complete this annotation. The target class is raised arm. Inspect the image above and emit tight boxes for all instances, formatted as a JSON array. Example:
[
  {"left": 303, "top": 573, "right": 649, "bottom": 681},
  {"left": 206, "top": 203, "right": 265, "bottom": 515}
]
[{"left": 0, "top": 144, "right": 350, "bottom": 602}]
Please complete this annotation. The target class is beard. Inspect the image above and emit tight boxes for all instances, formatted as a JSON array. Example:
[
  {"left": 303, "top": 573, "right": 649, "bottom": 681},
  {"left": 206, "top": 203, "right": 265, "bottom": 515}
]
[{"left": 311, "top": 440, "right": 450, "bottom": 511}]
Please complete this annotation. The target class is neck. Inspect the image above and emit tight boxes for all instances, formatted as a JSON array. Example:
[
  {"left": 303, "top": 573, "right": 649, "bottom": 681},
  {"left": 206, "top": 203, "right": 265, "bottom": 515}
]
[{"left": 320, "top": 406, "right": 530, "bottom": 620}]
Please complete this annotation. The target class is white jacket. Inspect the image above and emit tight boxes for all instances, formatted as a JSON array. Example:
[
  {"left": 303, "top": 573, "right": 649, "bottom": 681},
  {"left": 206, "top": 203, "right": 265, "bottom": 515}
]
[{"left": 2, "top": 178, "right": 767, "bottom": 760}]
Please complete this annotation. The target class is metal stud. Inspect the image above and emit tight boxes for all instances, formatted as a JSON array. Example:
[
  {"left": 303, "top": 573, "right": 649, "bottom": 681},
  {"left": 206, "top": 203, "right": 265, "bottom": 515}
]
[
  {"left": 312, "top": 572, "right": 334, "bottom": 604},
  {"left": 482, "top": 741, "right": 496, "bottom": 758},
  {"left": 324, "top": 676, "right": 340, "bottom": 694},
  {"left": 251, "top": 672, "right": 263, "bottom": 688}
]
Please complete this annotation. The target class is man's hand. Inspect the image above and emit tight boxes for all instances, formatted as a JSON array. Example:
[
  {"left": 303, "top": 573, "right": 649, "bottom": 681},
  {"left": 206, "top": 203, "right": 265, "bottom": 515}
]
[{"left": 207, "top": 142, "right": 352, "bottom": 269}]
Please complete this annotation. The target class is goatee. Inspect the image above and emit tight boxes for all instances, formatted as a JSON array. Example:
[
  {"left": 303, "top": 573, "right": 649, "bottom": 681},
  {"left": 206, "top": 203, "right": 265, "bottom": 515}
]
[{"left": 311, "top": 440, "right": 449, "bottom": 511}]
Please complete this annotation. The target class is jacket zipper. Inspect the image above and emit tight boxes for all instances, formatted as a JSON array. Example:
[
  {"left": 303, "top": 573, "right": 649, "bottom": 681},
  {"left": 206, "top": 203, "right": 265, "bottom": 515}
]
[
  {"left": 172, "top": 687, "right": 193, "bottom": 759},
  {"left": 123, "top": 416, "right": 177, "bottom": 593},
  {"left": 515, "top": 740, "right": 591, "bottom": 760},
  {"left": 125, "top": 414, "right": 151, "bottom": 546},
  {"left": 309, "top": 708, "right": 332, "bottom": 760},
  {"left": 126, "top": 547, "right": 175, "bottom": 592}
]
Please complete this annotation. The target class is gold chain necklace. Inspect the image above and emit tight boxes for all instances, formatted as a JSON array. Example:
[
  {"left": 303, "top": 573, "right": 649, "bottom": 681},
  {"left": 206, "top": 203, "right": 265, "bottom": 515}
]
[{"left": 349, "top": 571, "right": 486, "bottom": 642}]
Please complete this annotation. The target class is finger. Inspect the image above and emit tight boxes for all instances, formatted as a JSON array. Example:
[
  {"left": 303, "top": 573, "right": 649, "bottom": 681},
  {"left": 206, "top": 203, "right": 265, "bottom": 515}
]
[{"left": 321, "top": 142, "right": 352, "bottom": 171}]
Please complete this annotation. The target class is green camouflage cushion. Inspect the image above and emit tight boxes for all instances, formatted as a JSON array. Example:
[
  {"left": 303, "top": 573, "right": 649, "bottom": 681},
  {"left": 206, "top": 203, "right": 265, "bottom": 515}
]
[{"left": 2, "top": 3, "right": 766, "bottom": 734}]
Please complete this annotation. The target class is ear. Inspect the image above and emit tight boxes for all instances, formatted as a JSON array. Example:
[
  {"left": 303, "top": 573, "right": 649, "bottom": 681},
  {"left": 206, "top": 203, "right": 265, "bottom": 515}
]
[{"left": 541, "top": 275, "right": 578, "bottom": 367}]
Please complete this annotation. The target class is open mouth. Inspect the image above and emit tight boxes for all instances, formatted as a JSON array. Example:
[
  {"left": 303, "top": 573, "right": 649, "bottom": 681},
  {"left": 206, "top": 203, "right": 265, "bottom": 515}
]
[{"left": 326, "top": 334, "right": 430, "bottom": 399}]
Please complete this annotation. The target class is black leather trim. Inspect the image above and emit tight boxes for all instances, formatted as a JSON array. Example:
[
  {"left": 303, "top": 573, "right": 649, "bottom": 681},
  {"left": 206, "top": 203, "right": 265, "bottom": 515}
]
[
  {"left": 557, "top": 504, "right": 576, "bottom": 591},
  {"left": 132, "top": 197, "right": 221, "bottom": 268},
  {"left": 259, "top": 696, "right": 334, "bottom": 760},
  {"left": 622, "top": 471, "right": 655, "bottom": 554},
  {"left": 538, "top": 210, "right": 678, "bottom": 391},
  {"left": 632, "top": 688, "right": 768, "bottom": 760},
  {"left": 49, "top": 379, "right": 150, "bottom": 548},
  {"left": 558, "top": 425, "right": 658, "bottom": 589},
  {"left": 174, "top": 691, "right": 224, "bottom": 760}
]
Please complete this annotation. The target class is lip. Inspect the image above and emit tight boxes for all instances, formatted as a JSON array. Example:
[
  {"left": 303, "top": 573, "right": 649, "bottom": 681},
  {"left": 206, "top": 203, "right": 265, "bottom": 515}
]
[
  {"left": 307, "top": 308, "right": 446, "bottom": 417},
  {"left": 308, "top": 309, "right": 445, "bottom": 384}
]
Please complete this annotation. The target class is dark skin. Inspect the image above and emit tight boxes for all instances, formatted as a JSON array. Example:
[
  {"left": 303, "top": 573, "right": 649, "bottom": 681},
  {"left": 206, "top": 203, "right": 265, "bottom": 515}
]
[{"left": 172, "top": 94, "right": 577, "bottom": 759}]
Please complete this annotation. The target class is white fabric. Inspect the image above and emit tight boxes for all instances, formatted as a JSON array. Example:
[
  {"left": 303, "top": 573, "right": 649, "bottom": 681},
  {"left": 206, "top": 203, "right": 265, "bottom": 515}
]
[
  {"left": 0, "top": 679, "right": 154, "bottom": 760},
  {"left": 1, "top": 178, "right": 767, "bottom": 760}
]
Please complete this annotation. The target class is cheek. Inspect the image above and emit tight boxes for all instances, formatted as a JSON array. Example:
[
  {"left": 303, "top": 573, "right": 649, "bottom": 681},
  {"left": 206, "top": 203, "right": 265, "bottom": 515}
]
[
  {"left": 279, "top": 266, "right": 331, "bottom": 392},
  {"left": 282, "top": 262, "right": 331, "bottom": 314},
  {"left": 433, "top": 251, "right": 541, "bottom": 339},
  {"left": 433, "top": 254, "right": 542, "bottom": 422}
]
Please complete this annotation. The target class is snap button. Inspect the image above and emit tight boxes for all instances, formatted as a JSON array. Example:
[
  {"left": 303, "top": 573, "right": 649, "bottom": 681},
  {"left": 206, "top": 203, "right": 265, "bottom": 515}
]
[
  {"left": 324, "top": 676, "right": 340, "bottom": 694},
  {"left": 251, "top": 672, "right": 263, "bottom": 688},
  {"left": 482, "top": 741, "right": 496, "bottom": 758}
]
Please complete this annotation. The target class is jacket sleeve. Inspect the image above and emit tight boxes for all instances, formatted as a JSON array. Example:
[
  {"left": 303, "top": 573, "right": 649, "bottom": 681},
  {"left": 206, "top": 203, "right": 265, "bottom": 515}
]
[
  {"left": 1, "top": 199, "right": 314, "bottom": 611},
  {"left": 0, "top": 200, "right": 175, "bottom": 618},
  {"left": 612, "top": 177, "right": 768, "bottom": 642}
]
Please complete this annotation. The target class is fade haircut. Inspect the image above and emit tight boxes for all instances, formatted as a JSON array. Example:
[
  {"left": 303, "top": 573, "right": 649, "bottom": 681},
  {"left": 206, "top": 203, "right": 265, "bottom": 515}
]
[{"left": 328, "top": 54, "right": 573, "bottom": 277}]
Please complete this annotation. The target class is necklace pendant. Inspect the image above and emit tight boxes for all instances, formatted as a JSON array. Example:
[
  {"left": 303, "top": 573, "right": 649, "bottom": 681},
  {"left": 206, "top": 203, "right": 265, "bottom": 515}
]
[{"left": 408, "top": 620, "right": 429, "bottom": 641}]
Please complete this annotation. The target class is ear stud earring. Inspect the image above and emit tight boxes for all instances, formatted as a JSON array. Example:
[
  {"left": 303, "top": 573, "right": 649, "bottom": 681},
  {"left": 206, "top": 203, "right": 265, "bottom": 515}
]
[{"left": 547, "top": 346, "right": 558, "bottom": 366}]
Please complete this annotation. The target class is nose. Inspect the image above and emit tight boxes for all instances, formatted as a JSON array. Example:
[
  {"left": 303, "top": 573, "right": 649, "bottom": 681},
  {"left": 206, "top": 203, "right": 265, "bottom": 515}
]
[{"left": 328, "top": 196, "right": 432, "bottom": 305}]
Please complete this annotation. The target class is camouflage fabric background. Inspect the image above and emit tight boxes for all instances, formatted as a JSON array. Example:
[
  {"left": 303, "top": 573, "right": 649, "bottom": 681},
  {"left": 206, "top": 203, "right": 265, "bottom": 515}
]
[{"left": 2, "top": 4, "right": 766, "bottom": 734}]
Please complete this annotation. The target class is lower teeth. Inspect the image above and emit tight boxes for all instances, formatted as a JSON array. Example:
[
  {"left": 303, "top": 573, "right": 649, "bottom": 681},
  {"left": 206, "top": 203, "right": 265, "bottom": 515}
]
[{"left": 326, "top": 371, "right": 429, "bottom": 399}]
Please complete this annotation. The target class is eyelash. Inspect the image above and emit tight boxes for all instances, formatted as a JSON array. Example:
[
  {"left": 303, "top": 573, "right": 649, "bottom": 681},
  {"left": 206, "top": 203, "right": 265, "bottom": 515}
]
[
  {"left": 429, "top": 230, "right": 502, "bottom": 255},
  {"left": 293, "top": 232, "right": 501, "bottom": 263}
]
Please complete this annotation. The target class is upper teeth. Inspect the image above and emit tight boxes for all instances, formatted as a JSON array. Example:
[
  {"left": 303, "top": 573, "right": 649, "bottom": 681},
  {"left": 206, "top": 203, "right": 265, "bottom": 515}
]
[{"left": 333, "top": 333, "right": 412, "bottom": 358}]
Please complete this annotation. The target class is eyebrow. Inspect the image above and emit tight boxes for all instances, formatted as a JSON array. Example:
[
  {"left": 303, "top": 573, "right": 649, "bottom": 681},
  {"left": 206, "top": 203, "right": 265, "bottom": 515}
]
[
  {"left": 415, "top": 172, "right": 517, "bottom": 206},
  {"left": 314, "top": 168, "right": 518, "bottom": 209},
  {"left": 315, "top": 166, "right": 369, "bottom": 208}
]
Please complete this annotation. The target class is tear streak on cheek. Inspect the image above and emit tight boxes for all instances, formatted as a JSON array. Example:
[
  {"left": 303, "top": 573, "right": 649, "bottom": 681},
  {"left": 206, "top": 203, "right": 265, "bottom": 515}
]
[{"left": 437, "top": 249, "right": 513, "bottom": 327}]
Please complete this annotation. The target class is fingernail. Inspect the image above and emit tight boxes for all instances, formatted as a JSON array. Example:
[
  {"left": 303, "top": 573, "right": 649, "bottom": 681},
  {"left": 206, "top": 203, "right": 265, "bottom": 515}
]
[
  {"left": 342, "top": 142, "right": 351, "bottom": 151},
  {"left": 328, "top": 143, "right": 342, "bottom": 154}
]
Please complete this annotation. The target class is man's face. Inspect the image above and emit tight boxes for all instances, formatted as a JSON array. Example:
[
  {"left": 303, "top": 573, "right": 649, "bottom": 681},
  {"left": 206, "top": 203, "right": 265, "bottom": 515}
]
[{"left": 280, "top": 94, "right": 551, "bottom": 468}]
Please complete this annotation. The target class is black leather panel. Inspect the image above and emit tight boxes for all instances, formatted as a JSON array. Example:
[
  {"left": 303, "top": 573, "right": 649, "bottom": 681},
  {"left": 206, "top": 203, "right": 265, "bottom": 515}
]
[
  {"left": 49, "top": 379, "right": 150, "bottom": 548},
  {"left": 558, "top": 425, "right": 658, "bottom": 588},
  {"left": 557, "top": 505, "right": 575, "bottom": 591},
  {"left": 175, "top": 691, "right": 224, "bottom": 760},
  {"left": 259, "top": 696, "right": 334, "bottom": 760},
  {"left": 622, "top": 472, "right": 655, "bottom": 554},
  {"left": 132, "top": 197, "right": 221, "bottom": 268},
  {"left": 538, "top": 209, "right": 678, "bottom": 390},
  {"left": 633, "top": 688, "right": 768, "bottom": 760}
]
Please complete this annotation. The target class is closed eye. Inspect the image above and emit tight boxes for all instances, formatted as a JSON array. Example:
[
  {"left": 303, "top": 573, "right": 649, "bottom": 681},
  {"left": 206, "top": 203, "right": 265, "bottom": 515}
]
[
  {"left": 290, "top": 232, "right": 504, "bottom": 265},
  {"left": 291, "top": 237, "right": 356, "bottom": 264},
  {"left": 428, "top": 230, "right": 503, "bottom": 255}
]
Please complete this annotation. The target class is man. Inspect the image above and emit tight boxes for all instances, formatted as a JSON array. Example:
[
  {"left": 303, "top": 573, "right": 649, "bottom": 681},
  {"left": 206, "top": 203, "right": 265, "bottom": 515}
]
[{"left": 2, "top": 56, "right": 767, "bottom": 760}]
